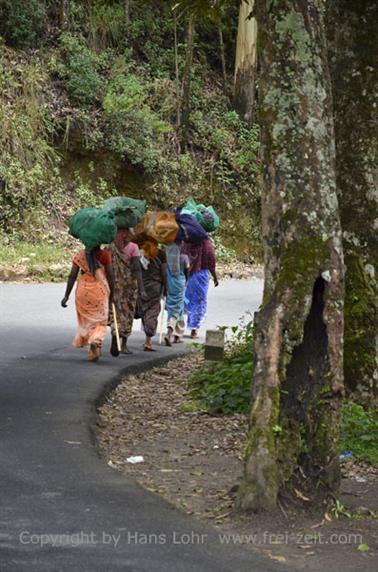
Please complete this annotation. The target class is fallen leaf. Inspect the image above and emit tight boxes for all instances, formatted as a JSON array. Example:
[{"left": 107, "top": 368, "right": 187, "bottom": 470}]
[
  {"left": 268, "top": 554, "right": 287, "bottom": 563},
  {"left": 294, "top": 488, "right": 311, "bottom": 501}
]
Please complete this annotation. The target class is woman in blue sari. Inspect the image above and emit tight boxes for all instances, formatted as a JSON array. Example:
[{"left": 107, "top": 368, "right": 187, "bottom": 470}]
[
  {"left": 164, "top": 242, "right": 189, "bottom": 346},
  {"left": 182, "top": 238, "right": 218, "bottom": 338}
]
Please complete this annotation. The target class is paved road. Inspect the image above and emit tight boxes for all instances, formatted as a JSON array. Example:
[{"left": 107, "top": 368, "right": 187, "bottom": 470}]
[{"left": 0, "top": 279, "right": 290, "bottom": 572}]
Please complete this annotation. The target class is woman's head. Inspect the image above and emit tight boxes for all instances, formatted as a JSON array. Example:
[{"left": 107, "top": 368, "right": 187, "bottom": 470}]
[{"left": 115, "top": 228, "right": 129, "bottom": 249}]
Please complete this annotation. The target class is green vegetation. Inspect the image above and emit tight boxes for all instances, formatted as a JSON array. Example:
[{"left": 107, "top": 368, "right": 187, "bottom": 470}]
[
  {"left": 211, "top": 235, "right": 237, "bottom": 263},
  {"left": 191, "top": 320, "right": 254, "bottom": 414},
  {"left": 0, "top": 242, "right": 72, "bottom": 282},
  {"left": 339, "top": 402, "right": 378, "bottom": 465},
  {"left": 0, "top": 0, "right": 47, "bottom": 49},
  {"left": 0, "top": 0, "right": 261, "bottom": 261}
]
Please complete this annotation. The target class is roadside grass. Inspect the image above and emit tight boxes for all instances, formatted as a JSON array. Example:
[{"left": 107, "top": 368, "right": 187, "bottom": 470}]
[
  {"left": 0, "top": 242, "right": 72, "bottom": 282},
  {"left": 0, "top": 242, "right": 70, "bottom": 264}
]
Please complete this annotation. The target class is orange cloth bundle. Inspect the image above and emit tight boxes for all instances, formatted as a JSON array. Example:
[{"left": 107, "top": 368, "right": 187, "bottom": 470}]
[
  {"left": 139, "top": 239, "right": 159, "bottom": 260},
  {"left": 134, "top": 212, "right": 178, "bottom": 245}
]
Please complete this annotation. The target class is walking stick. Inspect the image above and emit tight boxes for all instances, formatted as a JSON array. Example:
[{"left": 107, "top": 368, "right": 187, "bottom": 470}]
[
  {"left": 159, "top": 297, "right": 166, "bottom": 345},
  {"left": 112, "top": 302, "right": 121, "bottom": 352}
]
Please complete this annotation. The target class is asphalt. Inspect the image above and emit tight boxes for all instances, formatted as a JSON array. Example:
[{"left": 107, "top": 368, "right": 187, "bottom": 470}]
[{"left": 0, "top": 279, "right": 291, "bottom": 572}]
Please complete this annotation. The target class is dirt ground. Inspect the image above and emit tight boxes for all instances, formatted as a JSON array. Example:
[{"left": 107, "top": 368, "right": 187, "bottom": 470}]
[{"left": 96, "top": 353, "right": 378, "bottom": 571}]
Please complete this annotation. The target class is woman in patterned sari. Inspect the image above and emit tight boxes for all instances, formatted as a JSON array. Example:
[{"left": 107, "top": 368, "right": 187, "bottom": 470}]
[
  {"left": 107, "top": 229, "right": 146, "bottom": 357},
  {"left": 137, "top": 241, "right": 167, "bottom": 351},
  {"left": 61, "top": 246, "right": 114, "bottom": 362}
]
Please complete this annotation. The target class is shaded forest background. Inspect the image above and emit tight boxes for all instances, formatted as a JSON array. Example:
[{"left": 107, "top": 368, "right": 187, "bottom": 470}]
[{"left": 0, "top": 0, "right": 260, "bottom": 260}]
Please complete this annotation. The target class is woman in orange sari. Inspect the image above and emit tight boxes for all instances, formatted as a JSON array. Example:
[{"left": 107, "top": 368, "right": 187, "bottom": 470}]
[{"left": 61, "top": 247, "right": 114, "bottom": 361}]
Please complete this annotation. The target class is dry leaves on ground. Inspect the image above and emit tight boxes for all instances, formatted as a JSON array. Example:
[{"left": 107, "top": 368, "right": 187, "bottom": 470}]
[{"left": 97, "top": 353, "right": 247, "bottom": 523}]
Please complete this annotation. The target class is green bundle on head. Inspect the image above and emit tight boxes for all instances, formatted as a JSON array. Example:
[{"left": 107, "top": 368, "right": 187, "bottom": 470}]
[
  {"left": 181, "top": 198, "right": 220, "bottom": 232},
  {"left": 103, "top": 196, "right": 146, "bottom": 229},
  {"left": 69, "top": 208, "right": 117, "bottom": 249}
]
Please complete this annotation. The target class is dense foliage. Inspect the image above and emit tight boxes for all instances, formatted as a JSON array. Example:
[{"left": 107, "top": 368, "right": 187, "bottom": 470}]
[
  {"left": 339, "top": 402, "right": 378, "bottom": 465},
  {"left": 0, "top": 0, "right": 261, "bottom": 260}
]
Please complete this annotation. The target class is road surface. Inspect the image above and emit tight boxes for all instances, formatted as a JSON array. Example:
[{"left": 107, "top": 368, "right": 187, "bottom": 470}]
[{"left": 0, "top": 279, "right": 289, "bottom": 572}]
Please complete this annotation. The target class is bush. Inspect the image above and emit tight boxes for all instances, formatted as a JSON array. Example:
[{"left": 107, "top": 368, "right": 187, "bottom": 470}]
[
  {"left": 211, "top": 235, "right": 237, "bottom": 263},
  {"left": 59, "top": 33, "right": 103, "bottom": 107},
  {"left": 339, "top": 402, "right": 378, "bottom": 465},
  {"left": 0, "top": 49, "right": 63, "bottom": 238},
  {"left": 190, "top": 320, "right": 254, "bottom": 414},
  {"left": 88, "top": 1, "right": 125, "bottom": 49},
  {"left": 0, "top": 0, "right": 47, "bottom": 49},
  {"left": 103, "top": 70, "right": 171, "bottom": 173}
]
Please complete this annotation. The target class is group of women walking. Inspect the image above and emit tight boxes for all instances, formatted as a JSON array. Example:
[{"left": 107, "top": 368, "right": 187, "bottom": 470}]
[{"left": 61, "top": 230, "right": 218, "bottom": 361}]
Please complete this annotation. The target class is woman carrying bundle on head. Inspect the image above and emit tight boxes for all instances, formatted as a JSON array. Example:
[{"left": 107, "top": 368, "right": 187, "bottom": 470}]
[
  {"left": 137, "top": 240, "right": 168, "bottom": 352},
  {"left": 164, "top": 241, "right": 189, "bottom": 346},
  {"left": 61, "top": 246, "right": 115, "bottom": 362},
  {"left": 107, "top": 228, "right": 147, "bottom": 356},
  {"left": 182, "top": 237, "right": 218, "bottom": 339}
]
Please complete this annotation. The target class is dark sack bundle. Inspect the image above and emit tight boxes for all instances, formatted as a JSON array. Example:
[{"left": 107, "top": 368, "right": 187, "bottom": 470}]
[
  {"left": 103, "top": 196, "right": 146, "bottom": 229},
  {"left": 175, "top": 212, "right": 208, "bottom": 243},
  {"left": 69, "top": 208, "right": 117, "bottom": 250}
]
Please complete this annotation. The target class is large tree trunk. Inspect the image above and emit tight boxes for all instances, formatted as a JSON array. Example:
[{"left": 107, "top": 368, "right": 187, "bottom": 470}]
[
  {"left": 234, "top": 0, "right": 257, "bottom": 126},
  {"left": 180, "top": 15, "right": 195, "bottom": 152},
  {"left": 238, "top": 0, "right": 344, "bottom": 512},
  {"left": 327, "top": 1, "right": 378, "bottom": 403}
]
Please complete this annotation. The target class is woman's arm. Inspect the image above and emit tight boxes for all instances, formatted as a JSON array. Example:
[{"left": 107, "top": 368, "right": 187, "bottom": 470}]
[
  {"left": 61, "top": 264, "right": 79, "bottom": 307},
  {"left": 207, "top": 240, "right": 219, "bottom": 287},
  {"left": 211, "top": 270, "right": 219, "bottom": 287},
  {"left": 131, "top": 257, "right": 147, "bottom": 299}
]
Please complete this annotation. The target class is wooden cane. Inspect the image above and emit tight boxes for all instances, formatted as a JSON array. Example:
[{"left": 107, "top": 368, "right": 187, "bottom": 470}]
[
  {"left": 159, "top": 297, "right": 166, "bottom": 345},
  {"left": 112, "top": 302, "right": 121, "bottom": 352}
]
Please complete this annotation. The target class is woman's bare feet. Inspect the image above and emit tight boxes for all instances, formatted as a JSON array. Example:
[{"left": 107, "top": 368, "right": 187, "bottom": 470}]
[
  {"left": 173, "top": 335, "right": 183, "bottom": 344},
  {"left": 144, "top": 337, "right": 156, "bottom": 352},
  {"left": 190, "top": 329, "right": 198, "bottom": 339},
  {"left": 165, "top": 327, "right": 173, "bottom": 347},
  {"left": 121, "top": 337, "right": 133, "bottom": 354},
  {"left": 88, "top": 343, "right": 101, "bottom": 361}
]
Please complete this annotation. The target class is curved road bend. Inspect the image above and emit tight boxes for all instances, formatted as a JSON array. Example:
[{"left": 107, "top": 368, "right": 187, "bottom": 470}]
[{"left": 0, "top": 280, "right": 289, "bottom": 572}]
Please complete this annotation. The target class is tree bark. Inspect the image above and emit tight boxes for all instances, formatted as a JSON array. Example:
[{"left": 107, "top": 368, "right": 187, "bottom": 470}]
[
  {"left": 234, "top": 0, "right": 257, "bottom": 126},
  {"left": 327, "top": 0, "right": 378, "bottom": 403},
  {"left": 180, "top": 15, "right": 195, "bottom": 152},
  {"left": 60, "top": 0, "right": 70, "bottom": 31},
  {"left": 238, "top": 0, "right": 344, "bottom": 512},
  {"left": 218, "top": 24, "right": 227, "bottom": 90},
  {"left": 124, "top": 0, "right": 130, "bottom": 28},
  {"left": 174, "top": 14, "right": 181, "bottom": 130}
]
